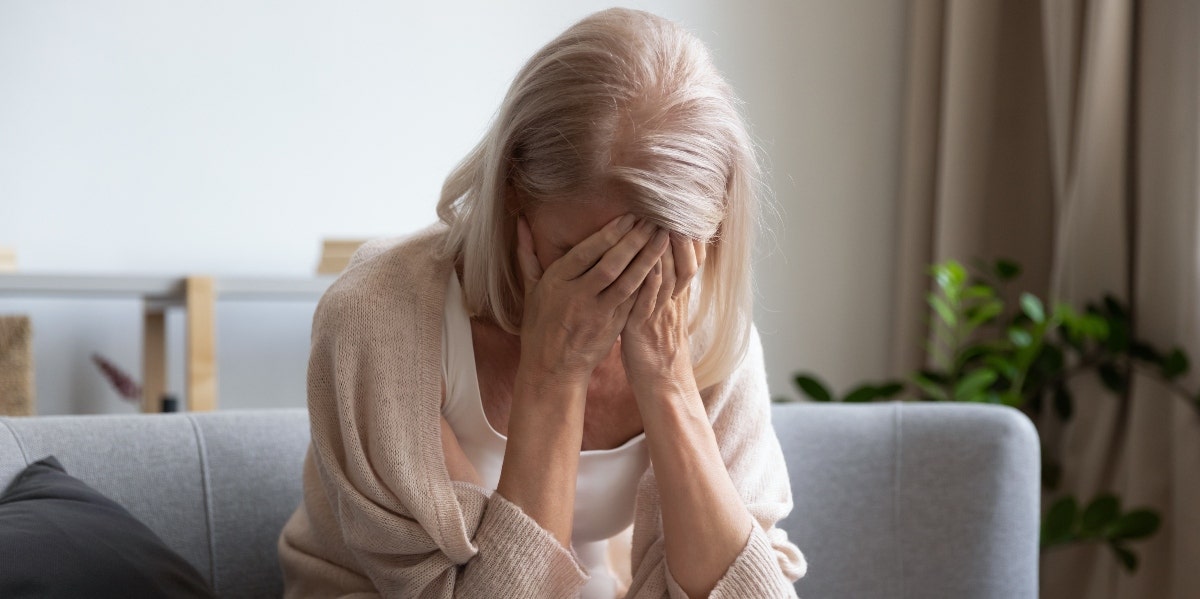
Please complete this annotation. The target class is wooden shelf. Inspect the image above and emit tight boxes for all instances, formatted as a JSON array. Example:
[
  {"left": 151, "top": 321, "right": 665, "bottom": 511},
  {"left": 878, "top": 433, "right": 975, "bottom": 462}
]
[
  {"left": 0, "top": 274, "right": 184, "bottom": 300},
  {"left": 0, "top": 273, "right": 334, "bottom": 302},
  {"left": 0, "top": 272, "right": 336, "bottom": 412}
]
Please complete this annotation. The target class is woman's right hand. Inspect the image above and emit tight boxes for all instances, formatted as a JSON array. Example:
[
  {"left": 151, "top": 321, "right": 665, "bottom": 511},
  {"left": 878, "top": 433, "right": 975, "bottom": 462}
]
[{"left": 515, "top": 213, "right": 669, "bottom": 390}]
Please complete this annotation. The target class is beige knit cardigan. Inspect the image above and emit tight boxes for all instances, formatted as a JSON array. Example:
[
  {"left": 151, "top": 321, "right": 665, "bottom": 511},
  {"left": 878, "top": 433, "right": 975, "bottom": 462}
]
[{"left": 277, "top": 224, "right": 807, "bottom": 598}]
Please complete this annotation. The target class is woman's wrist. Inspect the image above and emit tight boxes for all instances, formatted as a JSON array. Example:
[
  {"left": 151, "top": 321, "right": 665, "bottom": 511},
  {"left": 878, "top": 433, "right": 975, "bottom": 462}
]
[
  {"left": 514, "top": 361, "right": 591, "bottom": 405},
  {"left": 634, "top": 370, "right": 752, "bottom": 599},
  {"left": 627, "top": 341, "right": 697, "bottom": 407},
  {"left": 499, "top": 364, "right": 590, "bottom": 547}
]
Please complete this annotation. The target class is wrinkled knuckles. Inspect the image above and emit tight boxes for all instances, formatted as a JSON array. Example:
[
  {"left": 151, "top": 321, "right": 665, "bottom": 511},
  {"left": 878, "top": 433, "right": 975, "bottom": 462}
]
[
  {"left": 595, "top": 263, "right": 623, "bottom": 284},
  {"left": 610, "top": 279, "right": 641, "bottom": 302},
  {"left": 602, "top": 227, "right": 627, "bottom": 246}
]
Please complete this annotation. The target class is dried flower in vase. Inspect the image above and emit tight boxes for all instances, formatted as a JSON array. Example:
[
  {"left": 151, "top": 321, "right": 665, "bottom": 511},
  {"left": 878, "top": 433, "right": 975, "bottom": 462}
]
[{"left": 91, "top": 353, "right": 142, "bottom": 403}]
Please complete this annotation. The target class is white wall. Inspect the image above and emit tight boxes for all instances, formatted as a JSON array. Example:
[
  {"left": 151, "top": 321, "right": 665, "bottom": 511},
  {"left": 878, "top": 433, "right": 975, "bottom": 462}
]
[
  {"left": 0, "top": 0, "right": 906, "bottom": 414},
  {"left": 720, "top": 1, "right": 908, "bottom": 399}
]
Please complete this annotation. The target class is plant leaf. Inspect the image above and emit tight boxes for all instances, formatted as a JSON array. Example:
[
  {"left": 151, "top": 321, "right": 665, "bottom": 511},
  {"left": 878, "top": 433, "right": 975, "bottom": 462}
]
[
  {"left": 917, "top": 369, "right": 949, "bottom": 384},
  {"left": 1053, "top": 385, "right": 1074, "bottom": 420},
  {"left": 1020, "top": 293, "right": 1046, "bottom": 324},
  {"left": 963, "top": 284, "right": 995, "bottom": 300},
  {"left": 1111, "top": 543, "right": 1138, "bottom": 573},
  {"left": 984, "top": 355, "right": 1019, "bottom": 380},
  {"left": 1034, "top": 345, "right": 1065, "bottom": 375},
  {"left": 1009, "top": 328, "right": 1034, "bottom": 348},
  {"left": 999, "top": 391, "right": 1025, "bottom": 407},
  {"left": 1081, "top": 494, "right": 1120, "bottom": 537},
  {"left": 931, "top": 261, "right": 968, "bottom": 302},
  {"left": 1162, "top": 348, "right": 1189, "bottom": 380},
  {"left": 995, "top": 259, "right": 1021, "bottom": 281},
  {"left": 1058, "top": 322, "right": 1085, "bottom": 351},
  {"left": 1042, "top": 496, "right": 1079, "bottom": 548},
  {"left": 794, "top": 374, "right": 833, "bottom": 402},
  {"left": 954, "top": 368, "right": 998, "bottom": 402},
  {"left": 1107, "top": 510, "right": 1161, "bottom": 541},
  {"left": 1105, "top": 319, "right": 1131, "bottom": 353},
  {"left": 955, "top": 343, "right": 997, "bottom": 374},
  {"left": 874, "top": 382, "right": 906, "bottom": 399},
  {"left": 912, "top": 373, "right": 949, "bottom": 402},
  {"left": 1029, "top": 389, "right": 1045, "bottom": 414},
  {"left": 1103, "top": 294, "right": 1128, "bottom": 320},
  {"left": 1082, "top": 314, "right": 1111, "bottom": 339},
  {"left": 1098, "top": 363, "right": 1130, "bottom": 395},
  {"left": 1053, "top": 302, "right": 1076, "bottom": 321},
  {"left": 1129, "top": 341, "right": 1163, "bottom": 364},
  {"left": 967, "top": 300, "right": 1004, "bottom": 330},
  {"left": 842, "top": 385, "right": 881, "bottom": 403},
  {"left": 946, "top": 261, "right": 968, "bottom": 288},
  {"left": 928, "top": 294, "right": 956, "bottom": 327}
]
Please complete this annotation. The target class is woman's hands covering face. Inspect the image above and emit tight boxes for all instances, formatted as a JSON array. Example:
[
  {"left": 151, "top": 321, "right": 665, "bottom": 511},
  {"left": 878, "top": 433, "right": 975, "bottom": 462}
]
[
  {"left": 619, "top": 233, "right": 707, "bottom": 393},
  {"left": 516, "top": 213, "right": 669, "bottom": 387}
]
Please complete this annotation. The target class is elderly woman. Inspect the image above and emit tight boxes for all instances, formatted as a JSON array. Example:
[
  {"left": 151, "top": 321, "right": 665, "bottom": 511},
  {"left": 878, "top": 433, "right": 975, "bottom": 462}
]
[{"left": 278, "top": 8, "right": 806, "bottom": 599}]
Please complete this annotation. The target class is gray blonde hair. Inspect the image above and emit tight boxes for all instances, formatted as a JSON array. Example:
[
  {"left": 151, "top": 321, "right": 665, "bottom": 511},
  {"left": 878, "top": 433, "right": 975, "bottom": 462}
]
[{"left": 437, "top": 7, "right": 761, "bottom": 390}]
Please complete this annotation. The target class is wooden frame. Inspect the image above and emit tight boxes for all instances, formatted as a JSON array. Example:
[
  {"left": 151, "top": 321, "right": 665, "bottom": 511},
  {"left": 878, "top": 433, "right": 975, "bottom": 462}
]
[
  {"left": 184, "top": 276, "right": 216, "bottom": 412},
  {"left": 1, "top": 273, "right": 331, "bottom": 413},
  {"left": 141, "top": 309, "right": 166, "bottom": 412}
]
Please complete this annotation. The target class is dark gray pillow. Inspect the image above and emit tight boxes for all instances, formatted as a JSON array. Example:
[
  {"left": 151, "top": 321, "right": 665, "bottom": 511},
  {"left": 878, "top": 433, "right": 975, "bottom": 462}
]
[{"left": 0, "top": 456, "right": 215, "bottom": 598}]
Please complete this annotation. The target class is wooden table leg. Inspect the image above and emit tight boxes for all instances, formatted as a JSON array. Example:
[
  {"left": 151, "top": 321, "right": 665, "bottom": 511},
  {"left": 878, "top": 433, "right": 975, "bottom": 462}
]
[
  {"left": 142, "top": 308, "right": 166, "bottom": 413},
  {"left": 185, "top": 276, "right": 217, "bottom": 411}
]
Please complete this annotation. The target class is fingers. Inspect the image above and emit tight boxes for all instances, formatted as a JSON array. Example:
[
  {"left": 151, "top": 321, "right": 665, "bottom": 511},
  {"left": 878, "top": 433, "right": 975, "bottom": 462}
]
[
  {"left": 516, "top": 216, "right": 543, "bottom": 289},
  {"left": 655, "top": 245, "right": 675, "bottom": 318},
  {"left": 581, "top": 219, "right": 659, "bottom": 290},
  {"left": 554, "top": 214, "right": 639, "bottom": 279},
  {"left": 600, "top": 228, "right": 669, "bottom": 305},
  {"left": 628, "top": 254, "right": 663, "bottom": 321},
  {"left": 670, "top": 233, "right": 703, "bottom": 298},
  {"left": 616, "top": 285, "right": 640, "bottom": 323}
]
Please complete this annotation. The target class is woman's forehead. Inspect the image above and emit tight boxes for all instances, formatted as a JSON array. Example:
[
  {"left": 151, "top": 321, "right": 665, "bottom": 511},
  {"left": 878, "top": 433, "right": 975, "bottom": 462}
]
[{"left": 533, "top": 199, "right": 633, "bottom": 245}]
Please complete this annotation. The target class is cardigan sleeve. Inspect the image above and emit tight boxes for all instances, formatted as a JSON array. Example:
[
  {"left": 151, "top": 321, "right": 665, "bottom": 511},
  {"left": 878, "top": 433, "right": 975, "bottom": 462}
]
[
  {"left": 301, "top": 282, "right": 589, "bottom": 598},
  {"left": 624, "top": 326, "right": 807, "bottom": 599}
]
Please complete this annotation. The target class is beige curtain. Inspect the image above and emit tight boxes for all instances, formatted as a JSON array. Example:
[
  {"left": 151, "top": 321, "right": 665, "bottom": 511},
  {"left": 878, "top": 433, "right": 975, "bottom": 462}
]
[{"left": 891, "top": 1, "right": 1200, "bottom": 597}]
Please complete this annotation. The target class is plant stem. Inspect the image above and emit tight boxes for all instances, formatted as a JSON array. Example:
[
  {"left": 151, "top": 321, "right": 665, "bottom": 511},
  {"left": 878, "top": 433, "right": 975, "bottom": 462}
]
[{"left": 1128, "top": 362, "right": 1200, "bottom": 418}]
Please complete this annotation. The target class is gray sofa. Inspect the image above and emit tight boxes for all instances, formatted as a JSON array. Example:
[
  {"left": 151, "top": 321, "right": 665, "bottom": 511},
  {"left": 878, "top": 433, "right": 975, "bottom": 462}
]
[{"left": 0, "top": 402, "right": 1040, "bottom": 598}]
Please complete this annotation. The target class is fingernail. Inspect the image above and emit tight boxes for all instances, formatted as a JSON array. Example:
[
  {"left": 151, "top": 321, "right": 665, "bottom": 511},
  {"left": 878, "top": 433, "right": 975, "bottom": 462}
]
[
  {"left": 654, "top": 229, "right": 669, "bottom": 245},
  {"left": 618, "top": 214, "right": 637, "bottom": 231}
]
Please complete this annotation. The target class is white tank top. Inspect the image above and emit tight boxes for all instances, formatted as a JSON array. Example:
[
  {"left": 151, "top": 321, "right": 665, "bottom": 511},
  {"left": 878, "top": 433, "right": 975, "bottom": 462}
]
[{"left": 441, "top": 272, "right": 649, "bottom": 599}]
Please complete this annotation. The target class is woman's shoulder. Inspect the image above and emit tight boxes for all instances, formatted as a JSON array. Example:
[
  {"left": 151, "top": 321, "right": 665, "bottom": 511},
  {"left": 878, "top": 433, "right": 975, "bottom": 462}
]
[
  {"left": 700, "top": 323, "right": 771, "bottom": 417},
  {"left": 314, "top": 222, "right": 452, "bottom": 334}
]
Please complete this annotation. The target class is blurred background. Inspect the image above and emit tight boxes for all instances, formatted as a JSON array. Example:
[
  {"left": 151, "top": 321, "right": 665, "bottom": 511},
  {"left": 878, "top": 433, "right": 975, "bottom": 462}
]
[
  {"left": 0, "top": 0, "right": 906, "bottom": 414},
  {"left": 1, "top": 1, "right": 1197, "bottom": 598}
]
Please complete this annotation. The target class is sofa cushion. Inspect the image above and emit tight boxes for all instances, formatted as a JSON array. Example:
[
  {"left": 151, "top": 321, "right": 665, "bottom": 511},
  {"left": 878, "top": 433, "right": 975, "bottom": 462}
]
[{"left": 0, "top": 456, "right": 215, "bottom": 599}]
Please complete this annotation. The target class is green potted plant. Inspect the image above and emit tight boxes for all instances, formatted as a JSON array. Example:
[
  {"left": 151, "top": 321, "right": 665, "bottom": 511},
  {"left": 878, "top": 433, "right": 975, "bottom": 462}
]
[{"left": 786, "top": 259, "right": 1198, "bottom": 571}]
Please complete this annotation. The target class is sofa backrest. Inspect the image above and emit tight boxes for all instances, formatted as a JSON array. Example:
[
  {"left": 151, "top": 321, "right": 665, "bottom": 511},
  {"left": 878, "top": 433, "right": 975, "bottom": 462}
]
[
  {"left": 773, "top": 402, "right": 1040, "bottom": 599},
  {"left": 0, "top": 410, "right": 311, "bottom": 599},
  {"left": 0, "top": 402, "right": 1040, "bottom": 598}
]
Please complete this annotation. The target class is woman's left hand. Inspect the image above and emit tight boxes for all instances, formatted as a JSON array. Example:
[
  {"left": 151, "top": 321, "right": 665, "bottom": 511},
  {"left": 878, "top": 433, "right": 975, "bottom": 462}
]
[
  {"left": 619, "top": 233, "right": 707, "bottom": 398},
  {"left": 620, "top": 235, "right": 758, "bottom": 599}
]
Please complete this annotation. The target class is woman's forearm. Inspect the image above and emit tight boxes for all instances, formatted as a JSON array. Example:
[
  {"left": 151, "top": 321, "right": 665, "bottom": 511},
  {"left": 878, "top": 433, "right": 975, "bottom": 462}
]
[
  {"left": 639, "top": 379, "right": 754, "bottom": 599},
  {"left": 495, "top": 368, "right": 588, "bottom": 548}
]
